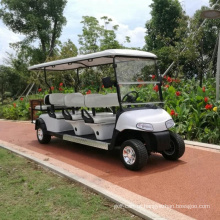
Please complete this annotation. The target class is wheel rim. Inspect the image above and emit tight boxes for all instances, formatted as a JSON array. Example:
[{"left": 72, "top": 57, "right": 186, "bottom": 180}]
[
  {"left": 123, "top": 146, "right": 136, "bottom": 165},
  {"left": 164, "top": 140, "right": 175, "bottom": 155},
  {"left": 37, "top": 128, "right": 43, "bottom": 141}
]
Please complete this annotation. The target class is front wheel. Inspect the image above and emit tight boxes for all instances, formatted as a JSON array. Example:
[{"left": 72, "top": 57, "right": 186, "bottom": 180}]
[
  {"left": 120, "top": 139, "right": 148, "bottom": 171},
  {"left": 37, "top": 123, "right": 51, "bottom": 144},
  {"left": 162, "top": 132, "right": 185, "bottom": 160}
]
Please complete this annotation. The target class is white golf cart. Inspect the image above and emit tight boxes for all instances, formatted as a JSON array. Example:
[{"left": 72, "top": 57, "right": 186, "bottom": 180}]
[{"left": 29, "top": 49, "right": 185, "bottom": 171}]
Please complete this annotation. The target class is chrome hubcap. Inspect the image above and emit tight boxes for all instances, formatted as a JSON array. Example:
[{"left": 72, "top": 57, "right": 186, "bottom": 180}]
[
  {"left": 37, "top": 128, "right": 43, "bottom": 140},
  {"left": 123, "top": 146, "right": 136, "bottom": 165}
]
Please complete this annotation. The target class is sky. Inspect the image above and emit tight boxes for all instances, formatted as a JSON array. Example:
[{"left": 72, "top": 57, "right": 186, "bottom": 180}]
[{"left": 0, "top": 0, "right": 210, "bottom": 65}]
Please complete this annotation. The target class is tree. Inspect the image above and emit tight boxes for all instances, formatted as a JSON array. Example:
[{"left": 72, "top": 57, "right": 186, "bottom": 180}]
[
  {"left": 178, "top": 5, "right": 220, "bottom": 84},
  {"left": 34, "top": 39, "right": 79, "bottom": 93},
  {"left": 0, "top": 0, "right": 67, "bottom": 62},
  {"left": 59, "top": 40, "right": 79, "bottom": 91},
  {"left": 78, "top": 16, "right": 129, "bottom": 90},
  {"left": 145, "top": 0, "right": 184, "bottom": 50},
  {"left": 60, "top": 39, "right": 78, "bottom": 59},
  {"left": 99, "top": 16, "right": 121, "bottom": 51},
  {"left": 78, "top": 15, "right": 130, "bottom": 54},
  {"left": 209, "top": 0, "right": 220, "bottom": 6},
  {"left": 78, "top": 16, "right": 101, "bottom": 54},
  {"left": 0, "top": 65, "right": 23, "bottom": 104},
  {"left": 144, "top": 0, "right": 187, "bottom": 74}
]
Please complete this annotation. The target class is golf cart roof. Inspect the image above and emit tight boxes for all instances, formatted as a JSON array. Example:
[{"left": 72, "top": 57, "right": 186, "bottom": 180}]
[{"left": 28, "top": 49, "right": 157, "bottom": 71}]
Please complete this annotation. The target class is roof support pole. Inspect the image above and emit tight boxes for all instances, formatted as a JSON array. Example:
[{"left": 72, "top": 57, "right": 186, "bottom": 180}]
[
  {"left": 44, "top": 68, "right": 52, "bottom": 94},
  {"left": 113, "top": 57, "right": 122, "bottom": 112},
  {"left": 76, "top": 69, "right": 80, "bottom": 92}
]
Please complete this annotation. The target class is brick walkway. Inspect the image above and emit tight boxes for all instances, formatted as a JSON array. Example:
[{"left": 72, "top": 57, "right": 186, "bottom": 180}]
[{"left": 0, "top": 120, "right": 219, "bottom": 220}]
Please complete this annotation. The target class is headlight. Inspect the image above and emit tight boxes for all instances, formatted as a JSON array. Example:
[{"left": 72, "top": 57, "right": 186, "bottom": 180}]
[
  {"left": 136, "top": 123, "right": 154, "bottom": 131},
  {"left": 165, "top": 119, "right": 175, "bottom": 129}
]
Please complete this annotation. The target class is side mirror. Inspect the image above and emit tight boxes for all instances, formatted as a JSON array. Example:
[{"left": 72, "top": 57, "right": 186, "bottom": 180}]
[{"left": 102, "top": 77, "right": 115, "bottom": 88}]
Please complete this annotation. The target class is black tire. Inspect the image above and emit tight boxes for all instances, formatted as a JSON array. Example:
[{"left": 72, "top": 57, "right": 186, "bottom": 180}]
[
  {"left": 162, "top": 132, "right": 185, "bottom": 160},
  {"left": 37, "top": 123, "right": 51, "bottom": 144},
  {"left": 120, "top": 139, "right": 148, "bottom": 171}
]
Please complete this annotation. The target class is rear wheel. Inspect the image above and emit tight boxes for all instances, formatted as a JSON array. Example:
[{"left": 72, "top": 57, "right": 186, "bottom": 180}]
[
  {"left": 120, "top": 139, "right": 148, "bottom": 171},
  {"left": 162, "top": 132, "right": 185, "bottom": 160},
  {"left": 37, "top": 123, "right": 51, "bottom": 144}
]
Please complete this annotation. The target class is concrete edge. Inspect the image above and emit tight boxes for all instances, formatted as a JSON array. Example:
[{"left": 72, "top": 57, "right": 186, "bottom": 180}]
[
  {"left": 0, "top": 144, "right": 166, "bottom": 220},
  {"left": 184, "top": 140, "right": 220, "bottom": 150}
]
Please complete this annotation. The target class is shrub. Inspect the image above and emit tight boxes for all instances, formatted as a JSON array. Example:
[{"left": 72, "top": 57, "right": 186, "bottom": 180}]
[
  {"left": 0, "top": 78, "right": 219, "bottom": 144},
  {"left": 162, "top": 77, "right": 220, "bottom": 144},
  {"left": 2, "top": 98, "right": 30, "bottom": 120}
]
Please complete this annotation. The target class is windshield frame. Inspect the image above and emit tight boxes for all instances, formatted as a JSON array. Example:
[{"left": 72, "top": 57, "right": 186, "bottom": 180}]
[{"left": 113, "top": 56, "right": 163, "bottom": 111}]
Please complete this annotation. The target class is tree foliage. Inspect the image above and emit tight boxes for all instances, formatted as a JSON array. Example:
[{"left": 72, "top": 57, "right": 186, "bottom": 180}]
[
  {"left": 78, "top": 16, "right": 129, "bottom": 90},
  {"left": 145, "top": 0, "right": 185, "bottom": 51},
  {"left": 1, "top": 0, "right": 219, "bottom": 100},
  {"left": 78, "top": 16, "right": 100, "bottom": 54},
  {"left": 209, "top": 0, "right": 220, "bottom": 6},
  {"left": 33, "top": 39, "right": 79, "bottom": 92},
  {"left": 174, "top": 5, "right": 220, "bottom": 83},
  {"left": 0, "top": 0, "right": 67, "bottom": 61},
  {"left": 144, "top": 0, "right": 187, "bottom": 74},
  {"left": 78, "top": 16, "right": 130, "bottom": 54},
  {"left": 59, "top": 39, "right": 78, "bottom": 59},
  {"left": 99, "top": 16, "right": 121, "bottom": 51},
  {"left": 0, "top": 65, "right": 24, "bottom": 103},
  {"left": 144, "top": 0, "right": 220, "bottom": 83}
]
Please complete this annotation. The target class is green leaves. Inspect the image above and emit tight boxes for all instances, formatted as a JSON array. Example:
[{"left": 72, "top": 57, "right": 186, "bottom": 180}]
[
  {"left": 144, "top": 0, "right": 186, "bottom": 73},
  {"left": 163, "top": 77, "right": 220, "bottom": 144},
  {"left": 2, "top": 99, "right": 30, "bottom": 120},
  {"left": 78, "top": 16, "right": 128, "bottom": 54},
  {"left": 0, "top": 0, "right": 67, "bottom": 59}
]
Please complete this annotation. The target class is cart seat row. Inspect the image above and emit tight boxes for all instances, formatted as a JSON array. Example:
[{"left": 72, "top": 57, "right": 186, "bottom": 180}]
[
  {"left": 35, "top": 93, "right": 119, "bottom": 140},
  {"left": 47, "top": 93, "right": 119, "bottom": 119}
]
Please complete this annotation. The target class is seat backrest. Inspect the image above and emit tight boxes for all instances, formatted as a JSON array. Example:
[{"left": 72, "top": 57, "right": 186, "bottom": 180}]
[
  {"left": 85, "top": 93, "right": 119, "bottom": 108},
  {"left": 44, "top": 94, "right": 50, "bottom": 105},
  {"left": 64, "top": 93, "right": 85, "bottom": 107},
  {"left": 49, "top": 93, "right": 65, "bottom": 106}
]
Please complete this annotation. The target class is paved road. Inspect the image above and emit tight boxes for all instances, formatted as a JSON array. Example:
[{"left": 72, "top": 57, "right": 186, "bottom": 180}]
[{"left": 0, "top": 120, "right": 219, "bottom": 220}]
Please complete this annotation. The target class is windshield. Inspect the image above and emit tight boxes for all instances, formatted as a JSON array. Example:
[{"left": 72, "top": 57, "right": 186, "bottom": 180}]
[{"left": 115, "top": 57, "right": 161, "bottom": 107}]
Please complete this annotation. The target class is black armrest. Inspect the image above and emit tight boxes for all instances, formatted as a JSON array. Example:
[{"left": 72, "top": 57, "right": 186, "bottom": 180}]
[
  {"left": 62, "top": 108, "right": 72, "bottom": 120},
  {"left": 47, "top": 105, "right": 56, "bottom": 118},
  {"left": 81, "top": 109, "right": 94, "bottom": 123}
]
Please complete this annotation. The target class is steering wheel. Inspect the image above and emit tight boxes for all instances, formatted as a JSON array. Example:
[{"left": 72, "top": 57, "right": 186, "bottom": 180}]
[{"left": 122, "top": 91, "right": 139, "bottom": 102}]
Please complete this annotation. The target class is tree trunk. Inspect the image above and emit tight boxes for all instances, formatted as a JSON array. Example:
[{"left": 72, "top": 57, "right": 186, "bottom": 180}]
[
  {"left": 48, "top": 19, "right": 58, "bottom": 57},
  {"left": 199, "top": 40, "right": 204, "bottom": 87},
  {"left": 1, "top": 82, "right": 4, "bottom": 105}
]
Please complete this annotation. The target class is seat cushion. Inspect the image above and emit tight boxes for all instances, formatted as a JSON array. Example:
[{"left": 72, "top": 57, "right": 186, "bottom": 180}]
[
  {"left": 55, "top": 112, "right": 64, "bottom": 119},
  {"left": 92, "top": 114, "right": 116, "bottom": 123},
  {"left": 71, "top": 114, "right": 83, "bottom": 120},
  {"left": 70, "top": 110, "right": 92, "bottom": 121}
]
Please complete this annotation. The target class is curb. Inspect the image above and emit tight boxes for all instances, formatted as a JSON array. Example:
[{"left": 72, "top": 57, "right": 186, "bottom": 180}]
[
  {"left": 184, "top": 140, "right": 220, "bottom": 150},
  {"left": 0, "top": 141, "right": 194, "bottom": 220}
]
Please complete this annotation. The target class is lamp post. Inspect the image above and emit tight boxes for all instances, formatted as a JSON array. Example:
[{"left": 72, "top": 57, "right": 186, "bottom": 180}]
[{"left": 201, "top": 8, "right": 220, "bottom": 102}]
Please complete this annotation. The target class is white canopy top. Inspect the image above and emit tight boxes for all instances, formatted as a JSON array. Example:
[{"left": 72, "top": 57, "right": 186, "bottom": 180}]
[{"left": 28, "top": 49, "right": 157, "bottom": 71}]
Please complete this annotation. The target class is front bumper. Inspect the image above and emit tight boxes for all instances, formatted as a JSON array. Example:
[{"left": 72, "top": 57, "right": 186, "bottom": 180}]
[{"left": 142, "top": 131, "right": 171, "bottom": 152}]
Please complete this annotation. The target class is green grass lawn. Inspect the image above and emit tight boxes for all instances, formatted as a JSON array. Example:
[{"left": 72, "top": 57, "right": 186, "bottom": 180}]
[{"left": 0, "top": 148, "right": 141, "bottom": 220}]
